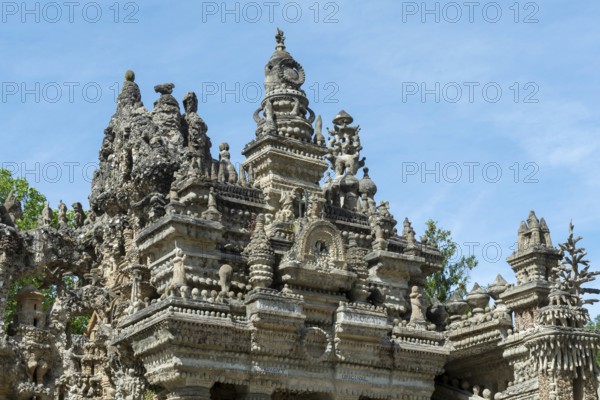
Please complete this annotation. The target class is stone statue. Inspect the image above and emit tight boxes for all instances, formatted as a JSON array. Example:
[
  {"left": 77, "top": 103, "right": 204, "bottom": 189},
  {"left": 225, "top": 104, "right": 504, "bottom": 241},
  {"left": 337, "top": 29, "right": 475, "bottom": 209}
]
[
  {"left": 40, "top": 201, "right": 53, "bottom": 226},
  {"left": 314, "top": 115, "right": 325, "bottom": 145},
  {"left": 58, "top": 200, "right": 68, "bottom": 229},
  {"left": 307, "top": 193, "right": 323, "bottom": 220},
  {"left": 154, "top": 82, "right": 175, "bottom": 95},
  {"left": 262, "top": 99, "right": 276, "bottom": 135},
  {"left": 218, "top": 264, "right": 233, "bottom": 295},
  {"left": 170, "top": 247, "right": 187, "bottom": 296},
  {"left": 275, "top": 191, "right": 295, "bottom": 222},
  {"left": 325, "top": 111, "right": 366, "bottom": 177},
  {"left": 3, "top": 190, "right": 22, "bottom": 225},
  {"left": 183, "top": 91, "right": 211, "bottom": 171},
  {"left": 218, "top": 142, "right": 238, "bottom": 184},
  {"left": 409, "top": 286, "right": 428, "bottom": 326},
  {"left": 72, "top": 202, "right": 85, "bottom": 228}
]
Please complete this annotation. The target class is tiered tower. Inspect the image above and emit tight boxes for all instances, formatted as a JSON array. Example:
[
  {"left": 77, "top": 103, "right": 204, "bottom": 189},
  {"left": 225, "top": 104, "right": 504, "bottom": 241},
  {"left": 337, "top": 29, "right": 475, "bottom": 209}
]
[
  {"left": 498, "top": 213, "right": 600, "bottom": 400},
  {"left": 242, "top": 28, "right": 329, "bottom": 209}
]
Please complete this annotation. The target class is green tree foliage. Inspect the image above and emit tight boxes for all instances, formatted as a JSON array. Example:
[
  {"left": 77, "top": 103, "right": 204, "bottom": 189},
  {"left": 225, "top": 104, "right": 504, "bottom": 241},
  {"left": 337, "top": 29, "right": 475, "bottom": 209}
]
[
  {"left": 144, "top": 389, "right": 157, "bottom": 400},
  {"left": 423, "top": 219, "right": 478, "bottom": 303},
  {"left": 0, "top": 168, "right": 47, "bottom": 230}
]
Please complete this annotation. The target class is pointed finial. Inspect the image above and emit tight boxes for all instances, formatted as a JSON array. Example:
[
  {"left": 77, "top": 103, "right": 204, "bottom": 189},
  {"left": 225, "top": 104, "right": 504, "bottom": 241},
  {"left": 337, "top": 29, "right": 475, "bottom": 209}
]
[
  {"left": 125, "top": 70, "right": 135, "bottom": 82},
  {"left": 528, "top": 210, "right": 539, "bottom": 228},
  {"left": 492, "top": 274, "right": 508, "bottom": 286},
  {"left": 518, "top": 220, "right": 527, "bottom": 233},
  {"left": 275, "top": 27, "right": 285, "bottom": 50},
  {"left": 469, "top": 282, "right": 485, "bottom": 294}
]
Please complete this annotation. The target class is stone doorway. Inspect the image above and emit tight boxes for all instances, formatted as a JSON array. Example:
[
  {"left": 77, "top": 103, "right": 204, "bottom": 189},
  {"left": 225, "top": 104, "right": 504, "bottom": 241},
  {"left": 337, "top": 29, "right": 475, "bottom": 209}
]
[
  {"left": 210, "top": 382, "right": 238, "bottom": 400},
  {"left": 272, "top": 391, "right": 333, "bottom": 400}
]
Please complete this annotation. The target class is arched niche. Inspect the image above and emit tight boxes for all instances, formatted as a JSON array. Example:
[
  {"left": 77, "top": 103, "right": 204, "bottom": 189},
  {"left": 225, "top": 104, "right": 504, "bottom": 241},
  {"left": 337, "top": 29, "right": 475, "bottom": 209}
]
[{"left": 293, "top": 220, "right": 346, "bottom": 270}]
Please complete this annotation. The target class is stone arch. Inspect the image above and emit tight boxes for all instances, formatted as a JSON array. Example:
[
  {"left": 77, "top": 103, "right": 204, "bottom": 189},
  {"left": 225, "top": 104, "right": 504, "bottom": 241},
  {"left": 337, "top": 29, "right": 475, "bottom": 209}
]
[
  {"left": 272, "top": 390, "right": 333, "bottom": 400},
  {"left": 295, "top": 220, "right": 346, "bottom": 269}
]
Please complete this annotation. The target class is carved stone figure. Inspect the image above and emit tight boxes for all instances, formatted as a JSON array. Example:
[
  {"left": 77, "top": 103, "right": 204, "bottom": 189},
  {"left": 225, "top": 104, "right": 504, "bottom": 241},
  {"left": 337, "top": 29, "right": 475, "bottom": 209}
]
[
  {"left": 218, "top": 142, "right": 238, "bottom": 184},
  {"left": 275, "top": 191, "right": 295, "bottom": 222},
  {"left": 3, "top": 190, "right": 22, "bottom": 225},
  {"left": 409, "top": 286, "right": 428, "bottom": 326},
  {"left": 39, "top": 201, "right": 53, "bottom": 226},
  {"left": 325, "top": 111, "right": 366, "bottom": 177},
  {"left": 170, "top": 247, "right": 187, "bottom": 296},
  {"left": 72, "top": 202, "right": 85, "bottom": 228},
  {"left": 58, "top": 200, "right": 68, "bottom": 229}
]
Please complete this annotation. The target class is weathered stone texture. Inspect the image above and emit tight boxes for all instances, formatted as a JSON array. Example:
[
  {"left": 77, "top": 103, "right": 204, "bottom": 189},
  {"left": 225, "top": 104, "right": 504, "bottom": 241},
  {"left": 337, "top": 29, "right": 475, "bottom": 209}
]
[{"left": 0, "top": 30, "right": 599, "bottom": 400}]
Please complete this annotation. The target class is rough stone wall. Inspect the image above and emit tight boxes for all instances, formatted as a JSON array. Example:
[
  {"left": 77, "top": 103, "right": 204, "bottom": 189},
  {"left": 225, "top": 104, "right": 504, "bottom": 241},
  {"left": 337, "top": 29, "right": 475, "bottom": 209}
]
[
  {"left": 538, "top": 372, "right": 550, "bottom": 400},
  {"left": 584, "top": 376, "right": 598, "bottom": 400},
  {"left": 554, "top": 372, "right": 574, "bottom": 400}
]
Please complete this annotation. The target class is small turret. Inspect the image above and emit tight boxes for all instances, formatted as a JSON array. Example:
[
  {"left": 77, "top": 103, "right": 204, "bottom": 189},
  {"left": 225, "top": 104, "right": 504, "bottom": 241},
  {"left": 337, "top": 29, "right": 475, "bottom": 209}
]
[
  {"left": 243, "top": 214, "right": 275, "bottom": 289},
  {"left": 14, "top": 285, "right": 46, "bottom": 328},
  {"left": 539, "top": 217, "right": 552, "bottom": 247},
  {"left": 358, "top": 167, "right": 377, "bottom": 199},
  {"left": 516, "top": 210, "right": 552, "bottom": 251}
]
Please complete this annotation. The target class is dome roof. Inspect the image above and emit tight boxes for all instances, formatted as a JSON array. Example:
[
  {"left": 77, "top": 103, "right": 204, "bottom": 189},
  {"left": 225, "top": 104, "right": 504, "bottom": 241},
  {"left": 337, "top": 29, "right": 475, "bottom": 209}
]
[
  {"left": 333, "top": 110, "right": 353, "bottom": 126},
  {"left": 359, "top": 167, "right": 377, "bottom": 196},
  {"left": 264, "top": 28, "right": 305, "bottom": 90}
]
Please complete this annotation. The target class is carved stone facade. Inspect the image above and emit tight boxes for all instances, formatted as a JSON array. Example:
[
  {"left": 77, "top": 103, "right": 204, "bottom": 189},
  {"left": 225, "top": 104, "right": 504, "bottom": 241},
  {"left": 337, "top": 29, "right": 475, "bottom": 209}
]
[{"left": 0, "top": 30, "right": 598, "bottom": 400}]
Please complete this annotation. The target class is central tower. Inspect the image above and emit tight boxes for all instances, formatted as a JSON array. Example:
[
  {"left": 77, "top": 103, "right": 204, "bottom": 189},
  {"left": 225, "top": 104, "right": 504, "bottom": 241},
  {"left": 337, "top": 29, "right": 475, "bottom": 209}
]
[{"left": 242, "top": 29, "right": 329, "bottom": 207}]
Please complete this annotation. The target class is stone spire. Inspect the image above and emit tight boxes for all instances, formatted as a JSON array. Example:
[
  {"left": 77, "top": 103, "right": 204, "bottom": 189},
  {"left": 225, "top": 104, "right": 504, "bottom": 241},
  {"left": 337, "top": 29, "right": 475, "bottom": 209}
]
[
  {"left": 252, "top": 26, "right": 313, "bottom": 140},
  {"left": 90, "top": 70, "right": 183, "bottom": 220},
  {"left": 502, "top": 211, "right": 562, "bottom": 331},
  {"left": 517, "top": 210, "right": 552, "bottom": 251},
  {"left": 242, "top": 30, "right": 328, "bottom": 208}
]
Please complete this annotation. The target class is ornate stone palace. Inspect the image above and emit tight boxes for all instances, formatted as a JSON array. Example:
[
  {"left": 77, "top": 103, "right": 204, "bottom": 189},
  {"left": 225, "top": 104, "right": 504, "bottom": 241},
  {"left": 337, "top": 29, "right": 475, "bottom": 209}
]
[{"left": 0, "top": 29, "right": 599, "bottom": 400}]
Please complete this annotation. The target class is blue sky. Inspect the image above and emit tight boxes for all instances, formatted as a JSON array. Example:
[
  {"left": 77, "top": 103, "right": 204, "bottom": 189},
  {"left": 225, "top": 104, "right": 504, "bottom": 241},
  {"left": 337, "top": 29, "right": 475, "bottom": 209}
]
[{"left": 1, "top": 1, "right": 599, "bottom": 314}]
